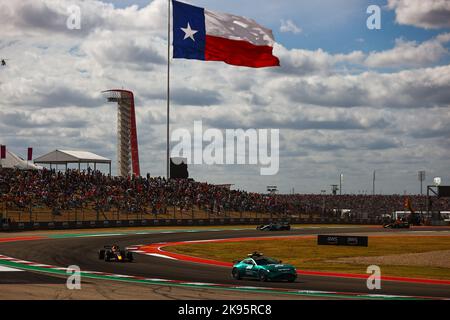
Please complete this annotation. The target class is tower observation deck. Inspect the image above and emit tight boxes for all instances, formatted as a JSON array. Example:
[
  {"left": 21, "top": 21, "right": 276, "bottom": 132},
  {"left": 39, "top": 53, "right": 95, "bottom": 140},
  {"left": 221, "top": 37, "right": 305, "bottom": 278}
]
[{"left": 103, "top": 89, "right": 140, "bottom": 177}]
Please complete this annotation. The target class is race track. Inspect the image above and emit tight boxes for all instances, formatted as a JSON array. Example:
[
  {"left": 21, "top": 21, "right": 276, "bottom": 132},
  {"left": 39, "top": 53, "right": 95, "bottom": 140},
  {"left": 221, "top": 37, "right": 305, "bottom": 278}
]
[{"left": 0, "top": 226, "right": 449, "bottom": 299}]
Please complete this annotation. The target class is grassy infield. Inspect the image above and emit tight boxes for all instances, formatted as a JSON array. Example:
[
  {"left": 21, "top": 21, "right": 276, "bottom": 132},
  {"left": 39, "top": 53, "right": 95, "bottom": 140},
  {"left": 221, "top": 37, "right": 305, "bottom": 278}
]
[{"left": 169, "top": 235, "right": 450, "bottom": 280}]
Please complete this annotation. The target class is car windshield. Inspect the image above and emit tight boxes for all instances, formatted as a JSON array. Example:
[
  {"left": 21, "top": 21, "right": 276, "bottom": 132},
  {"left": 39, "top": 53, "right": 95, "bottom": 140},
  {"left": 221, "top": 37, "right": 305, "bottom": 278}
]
[{"left": 255, "top": 257, "right": 280, "bottom": 265}]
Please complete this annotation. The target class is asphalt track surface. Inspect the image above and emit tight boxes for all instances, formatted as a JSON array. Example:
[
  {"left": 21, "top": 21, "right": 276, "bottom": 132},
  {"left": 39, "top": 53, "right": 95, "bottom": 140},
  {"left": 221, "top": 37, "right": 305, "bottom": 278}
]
[
  {"left": 0, "top": 226, "right": 449, "bottom": 299},
  {"left": 0, "top": 270, "right": 67, "bottom": 285}
]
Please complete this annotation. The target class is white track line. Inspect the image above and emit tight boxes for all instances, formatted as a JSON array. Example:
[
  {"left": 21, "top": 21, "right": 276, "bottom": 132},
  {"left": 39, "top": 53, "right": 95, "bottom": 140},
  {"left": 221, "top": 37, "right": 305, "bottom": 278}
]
[
  {"left": 145, "top": 253, "right": 177, "bottom": 260},
  {"left": 80, "top": 234, "right": 123, "bottom": 238},
  {"left": 0, "top": 265, "right": 24, "bottom": 272}
]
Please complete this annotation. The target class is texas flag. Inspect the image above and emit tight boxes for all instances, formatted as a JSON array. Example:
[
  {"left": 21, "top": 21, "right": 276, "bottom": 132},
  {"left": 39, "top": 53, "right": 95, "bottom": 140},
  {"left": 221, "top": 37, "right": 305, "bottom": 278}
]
[{"left": 172, "top": 0, "right": 280, "bottom": 68}]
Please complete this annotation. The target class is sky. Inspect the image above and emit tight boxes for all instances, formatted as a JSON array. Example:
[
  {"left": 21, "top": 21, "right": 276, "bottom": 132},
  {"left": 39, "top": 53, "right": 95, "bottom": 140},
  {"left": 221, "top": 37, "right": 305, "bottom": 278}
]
[{"left": 0, "top": 0, "right": 449, "bottom": 195}]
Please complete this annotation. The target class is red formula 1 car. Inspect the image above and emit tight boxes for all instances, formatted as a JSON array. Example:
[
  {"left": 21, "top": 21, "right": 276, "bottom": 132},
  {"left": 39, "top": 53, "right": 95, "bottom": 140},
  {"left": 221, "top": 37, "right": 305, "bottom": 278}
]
[{"left": 98, "top": 245, "right": 134, "bottom": 262}]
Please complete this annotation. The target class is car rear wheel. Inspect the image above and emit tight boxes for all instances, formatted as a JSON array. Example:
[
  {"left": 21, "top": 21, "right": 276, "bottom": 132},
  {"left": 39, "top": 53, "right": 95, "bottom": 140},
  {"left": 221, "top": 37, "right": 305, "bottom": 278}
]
[
  {"left": 288, "top": 275, "right": 296, "bottom": 283},
  {"left": 232, "top": 268, "right": 241, "bottom": 280},
  {"left": 127, "top": 252, "right": 134, "bottom": 262}
]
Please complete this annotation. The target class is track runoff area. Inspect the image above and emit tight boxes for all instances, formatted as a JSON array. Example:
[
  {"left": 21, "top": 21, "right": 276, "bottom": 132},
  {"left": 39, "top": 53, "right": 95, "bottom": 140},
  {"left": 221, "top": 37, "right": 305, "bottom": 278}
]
[{"left": 0, "top": 225, "right": 449, "bottom": 301}]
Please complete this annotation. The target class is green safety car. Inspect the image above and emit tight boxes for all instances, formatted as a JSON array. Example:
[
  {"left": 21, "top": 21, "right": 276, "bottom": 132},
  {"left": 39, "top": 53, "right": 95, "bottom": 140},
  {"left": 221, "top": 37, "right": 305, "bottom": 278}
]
[{"left": 231, "top": 252, "right": 297, "bottom": 282}]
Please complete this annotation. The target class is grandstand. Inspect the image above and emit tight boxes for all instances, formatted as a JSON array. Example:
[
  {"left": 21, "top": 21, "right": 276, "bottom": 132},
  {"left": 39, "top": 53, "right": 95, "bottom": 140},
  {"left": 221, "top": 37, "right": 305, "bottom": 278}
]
[{"left": 1, "top": 168, "right": 449, "bottom": 227}]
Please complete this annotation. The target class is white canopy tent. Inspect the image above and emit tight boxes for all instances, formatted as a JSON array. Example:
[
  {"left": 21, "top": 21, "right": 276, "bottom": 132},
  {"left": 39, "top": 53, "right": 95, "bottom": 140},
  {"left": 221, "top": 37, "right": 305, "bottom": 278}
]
[
  {"left": 34, "top": 150, "right": 111, "bottom": 174},
  {"left": 0, "top": 150, "right": 42, "bottom": 170}
]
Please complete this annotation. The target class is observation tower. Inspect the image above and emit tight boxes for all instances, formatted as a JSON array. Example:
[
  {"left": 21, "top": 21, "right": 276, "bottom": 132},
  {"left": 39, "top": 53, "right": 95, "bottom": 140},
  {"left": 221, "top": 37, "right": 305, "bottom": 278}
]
[{"left": 103, "top": 89, "right": 140, "bottom": 177}]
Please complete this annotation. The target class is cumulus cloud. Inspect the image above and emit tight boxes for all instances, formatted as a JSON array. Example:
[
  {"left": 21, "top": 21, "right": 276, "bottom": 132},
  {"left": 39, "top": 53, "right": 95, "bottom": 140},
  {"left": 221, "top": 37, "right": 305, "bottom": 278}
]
[
  {"left": 273, "top": 44, "right": 365, "bottom": 75},
  {"left": 280, "top": 19, "right": 302, "bottom": 34},
  {"left": 204, "top": 105, "right": 390, "bottom": 131},
  {"left": 387, "top": 0, "right": 450, "bottom": 29},
  {"left": 276, "top": 65, "right": 450, "bottom": 109},
  {"left": 144, "top": 87, "right": 224, "bottom": 107},
  {"left": 275, "top": 33, "right": 450, "bottom": 73},
  {"left": 0, "top": 0, "right": 167, "bottom": 37},
  {"left": 82, "top": 31, "right": 166, "bottom": 69},
  {"left": 365, "top": 34, "right": 450, "bottom": 68}
]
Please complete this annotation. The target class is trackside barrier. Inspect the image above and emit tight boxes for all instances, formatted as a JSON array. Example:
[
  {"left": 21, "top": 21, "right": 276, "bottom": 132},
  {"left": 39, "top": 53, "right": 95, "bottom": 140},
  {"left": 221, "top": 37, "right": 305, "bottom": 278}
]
[{"left": 0, "top": 218, "right": 380, "bottom": 232}]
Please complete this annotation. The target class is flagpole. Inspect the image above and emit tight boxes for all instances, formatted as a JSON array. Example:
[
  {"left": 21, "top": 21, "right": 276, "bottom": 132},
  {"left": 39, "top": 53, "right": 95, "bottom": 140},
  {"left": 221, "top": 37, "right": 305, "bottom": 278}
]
[
  {"left": 372, "top": 170, "right": 376, "bottom": 196},
  {"left": 166, "top": 0, "right": 171, "bottom": 179}
]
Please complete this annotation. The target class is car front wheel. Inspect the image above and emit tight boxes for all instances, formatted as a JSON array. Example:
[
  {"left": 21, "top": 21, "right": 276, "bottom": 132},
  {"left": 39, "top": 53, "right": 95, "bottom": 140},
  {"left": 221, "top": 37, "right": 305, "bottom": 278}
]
[{"left": 258, "top": 270, "right": 268, "bottom": 282}]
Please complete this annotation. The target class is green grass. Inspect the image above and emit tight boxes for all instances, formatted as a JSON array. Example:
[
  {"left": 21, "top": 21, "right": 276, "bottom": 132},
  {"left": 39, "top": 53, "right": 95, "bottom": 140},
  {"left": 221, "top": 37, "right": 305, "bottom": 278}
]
[{"left": 169, "top": 236, "right": 450, "bottom": 280}]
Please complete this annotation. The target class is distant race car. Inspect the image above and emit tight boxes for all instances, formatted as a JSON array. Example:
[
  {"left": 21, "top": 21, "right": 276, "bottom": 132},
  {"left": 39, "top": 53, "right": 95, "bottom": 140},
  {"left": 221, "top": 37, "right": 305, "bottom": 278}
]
[
  {"left": 257, "top": 222, "right": 291, "bottom": 231},
  {"left": 98, "top": 245, "right": 134, "bottom": 262},
  {"left": 231, "top": 252, "right": 297, "bottom": 282},
  {"left": 383, "top": 221, "right": 410, "bottom": 229}
]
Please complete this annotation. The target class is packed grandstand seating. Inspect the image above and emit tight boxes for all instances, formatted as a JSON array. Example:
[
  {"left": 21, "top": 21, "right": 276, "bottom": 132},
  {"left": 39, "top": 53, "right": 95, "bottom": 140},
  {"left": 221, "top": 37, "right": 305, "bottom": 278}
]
[{"left": 1, "top": 168, "right": 449, "bottom": 221}]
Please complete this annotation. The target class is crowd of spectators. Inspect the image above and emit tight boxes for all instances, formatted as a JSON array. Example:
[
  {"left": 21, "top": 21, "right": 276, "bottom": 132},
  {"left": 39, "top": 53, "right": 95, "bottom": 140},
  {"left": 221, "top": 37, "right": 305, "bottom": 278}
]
[{"left": 1, "top": 168, "right": 449, "bottom": 219}]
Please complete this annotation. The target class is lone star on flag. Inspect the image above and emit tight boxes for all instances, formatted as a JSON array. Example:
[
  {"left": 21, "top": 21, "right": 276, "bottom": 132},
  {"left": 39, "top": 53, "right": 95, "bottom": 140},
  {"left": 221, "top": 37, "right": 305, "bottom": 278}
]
[{"left": 181, "top": 22, "right": 198, "bottom": 41}]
